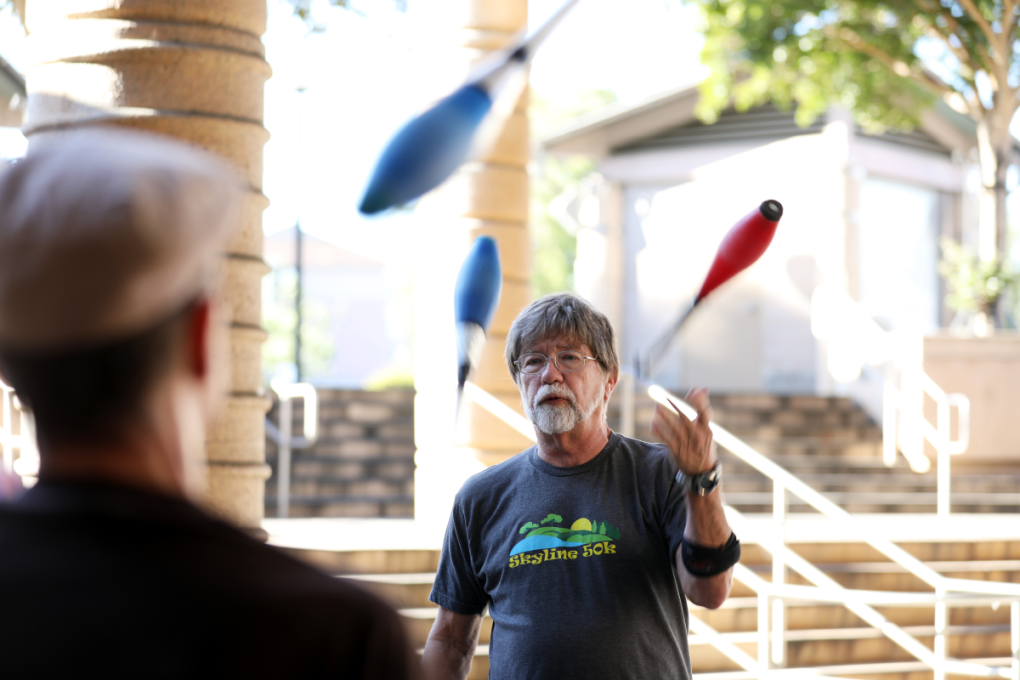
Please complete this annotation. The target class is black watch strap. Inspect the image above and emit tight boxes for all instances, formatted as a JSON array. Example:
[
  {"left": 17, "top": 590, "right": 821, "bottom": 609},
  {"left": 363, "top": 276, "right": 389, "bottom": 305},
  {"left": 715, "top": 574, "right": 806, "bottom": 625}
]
[{"left": 675, "top": 463, "right": 722, "bottom": 496}]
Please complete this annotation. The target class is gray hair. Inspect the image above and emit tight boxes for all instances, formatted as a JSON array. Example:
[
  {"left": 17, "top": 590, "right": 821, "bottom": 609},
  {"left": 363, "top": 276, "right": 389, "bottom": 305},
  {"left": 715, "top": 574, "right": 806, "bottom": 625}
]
[{"left": 505, "top": 292, "right": 619, "bottom": 383}]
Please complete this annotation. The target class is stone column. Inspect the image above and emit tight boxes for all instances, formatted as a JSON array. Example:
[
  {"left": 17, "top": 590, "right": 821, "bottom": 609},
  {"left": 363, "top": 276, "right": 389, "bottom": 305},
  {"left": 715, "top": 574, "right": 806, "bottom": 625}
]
[
  {"left": 22, "top": 0, "right": 272, "bottom": 534},
  {"left": 413, "top": 0, "right": 534, "bottom": 536}
]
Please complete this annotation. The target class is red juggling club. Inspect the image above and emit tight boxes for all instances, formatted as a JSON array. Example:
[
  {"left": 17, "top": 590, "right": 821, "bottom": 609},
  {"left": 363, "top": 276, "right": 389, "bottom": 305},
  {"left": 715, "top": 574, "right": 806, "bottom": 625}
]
[{"left": 640, "top": 200, "right": 783, "bottom": 378}]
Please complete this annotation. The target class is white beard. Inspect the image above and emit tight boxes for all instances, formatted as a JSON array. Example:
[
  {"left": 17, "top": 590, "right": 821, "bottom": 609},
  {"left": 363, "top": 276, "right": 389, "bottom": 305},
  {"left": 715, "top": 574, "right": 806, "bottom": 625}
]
[{"left": 523, "top": 384, "right": 601, "bottom": 435}]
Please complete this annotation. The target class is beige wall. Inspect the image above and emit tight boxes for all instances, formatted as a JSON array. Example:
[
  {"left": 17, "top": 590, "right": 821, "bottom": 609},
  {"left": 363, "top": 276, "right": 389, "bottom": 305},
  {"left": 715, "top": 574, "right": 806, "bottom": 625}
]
[{"left": 923, "top": 334, "right": 1020, "bottom": 464}]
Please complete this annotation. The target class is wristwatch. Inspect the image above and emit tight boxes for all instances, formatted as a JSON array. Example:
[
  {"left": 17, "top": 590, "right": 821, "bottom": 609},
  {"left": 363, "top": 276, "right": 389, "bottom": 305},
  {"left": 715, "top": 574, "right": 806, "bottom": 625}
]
[{"left": 675, "top": 463, "right": 722, "bottom": 496}]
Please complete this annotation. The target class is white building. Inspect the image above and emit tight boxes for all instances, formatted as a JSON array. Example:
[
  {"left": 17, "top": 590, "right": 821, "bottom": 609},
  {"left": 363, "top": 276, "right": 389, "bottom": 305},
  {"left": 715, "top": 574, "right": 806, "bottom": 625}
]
[
  {"left": 544, "top": 86, "right": 982, "bottom": 395},
  {"left": 263, "top": 227, "right": 413, "bottom": 388}
]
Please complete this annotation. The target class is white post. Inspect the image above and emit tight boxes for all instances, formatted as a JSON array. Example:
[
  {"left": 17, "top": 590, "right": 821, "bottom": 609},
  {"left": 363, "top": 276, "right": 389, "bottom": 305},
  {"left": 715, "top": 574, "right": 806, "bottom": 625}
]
[
  {"left": 620, "top": 371, "right": 635, "bottom": 438},
  {"left": 937, "top": 396, "right": 951, "bottom": 517},
  {"left": 772, "top": 481, "right": 787, "bottom": 667},
  {"left": 900, "top": 366, "right": 924, "bottom": 469},
  {"left": 277, "top": 396, "right": 292, "bottom": 519},
  {"left": 758, "top": 590, "right": 771, "bottom": 674},
  {"left": 882, "top": 376, "right": 897, "bottom": 468},
  {"left": 1011, "top": 601, "right": 1019, "bottom": 680},
  {"left": 933, "top": 588, "right": 947, "bottom": 680}
]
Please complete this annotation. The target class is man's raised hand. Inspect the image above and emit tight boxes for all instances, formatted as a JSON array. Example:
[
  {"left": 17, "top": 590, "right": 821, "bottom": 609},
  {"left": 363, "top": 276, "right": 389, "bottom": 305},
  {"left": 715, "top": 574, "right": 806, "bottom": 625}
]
[{"left": 650, "top": 387, "right": 717, "bottom": 476}]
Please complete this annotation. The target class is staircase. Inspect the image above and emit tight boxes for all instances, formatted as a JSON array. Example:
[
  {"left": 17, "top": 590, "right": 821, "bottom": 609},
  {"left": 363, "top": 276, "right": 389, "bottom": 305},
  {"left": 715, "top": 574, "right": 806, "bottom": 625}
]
[
  {"left": 265, "top": 389, "right": 415, "bottom": 518},
  {"left": 274, "top": 534, "right": 1020, "bottom": 679},
  {"left": 269, "top": 391, "right": 1020, "bottom": 678},
  {"left": 610, "top": 392, "right": 1020, "bottom": 514}
]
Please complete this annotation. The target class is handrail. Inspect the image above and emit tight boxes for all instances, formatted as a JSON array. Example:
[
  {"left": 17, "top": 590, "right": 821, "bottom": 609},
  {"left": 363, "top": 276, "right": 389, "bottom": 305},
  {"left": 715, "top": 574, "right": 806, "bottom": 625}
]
[
  {"left": 462, "top": 382, "right": 536, "bottom": 441},
  {"left": 267, "top": 381, "right": 319, "bottom": 519},
  {"left": 648, "top": 385, "right": 1020, "bottom": 599},
  {"left": 464, "top": 380, "right": 1019, "bottom": 679},
  {"left": 813, "top": 283, "right": 970, "bottom": 516}
]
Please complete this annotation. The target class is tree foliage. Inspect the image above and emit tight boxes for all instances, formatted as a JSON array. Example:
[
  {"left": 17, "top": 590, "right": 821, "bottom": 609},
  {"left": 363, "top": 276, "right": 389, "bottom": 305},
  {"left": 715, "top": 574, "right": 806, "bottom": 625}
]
[
  {"left": 540, "top": 513, "right": 563, "bottom": 525},
  {"left": 694, "top": 0, "right": 1020, "bottom": 256},
  {"left": 939, "top": 236, "right": 1020, "bottom": 314},
  {"left": 285, "top": 0, "right": 407, "bottom": 28},
  {"left": 519, "top": 521, "right": 539, "bottom": 534},
  {"left": 531, "top": 89, "right": 618, "bottom": 296},
  {"left": 262, "top": 274, "right": 336, "bottom": 383}
]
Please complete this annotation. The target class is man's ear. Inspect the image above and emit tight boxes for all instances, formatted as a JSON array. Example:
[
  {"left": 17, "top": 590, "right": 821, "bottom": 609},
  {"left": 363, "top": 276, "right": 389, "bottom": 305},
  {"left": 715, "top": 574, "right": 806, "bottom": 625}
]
[
  {"left": 604, "top": 368, "right": 619, "bottom": 402},
  {"left": 184, "top": 298, "right": 211, "bottom": 379}
]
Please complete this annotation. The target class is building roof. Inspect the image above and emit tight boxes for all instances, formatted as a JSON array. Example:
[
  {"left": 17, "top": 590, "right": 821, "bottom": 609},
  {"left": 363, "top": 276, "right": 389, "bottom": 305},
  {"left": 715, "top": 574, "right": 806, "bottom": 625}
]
[{"left": 542, "top": 83, "right": 981, "bottom": 160}]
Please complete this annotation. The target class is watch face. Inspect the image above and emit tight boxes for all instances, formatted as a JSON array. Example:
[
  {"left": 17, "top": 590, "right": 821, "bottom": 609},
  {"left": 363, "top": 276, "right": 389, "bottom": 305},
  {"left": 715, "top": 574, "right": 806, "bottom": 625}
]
[{"left": 692, "top": 466, "right": 721, "bottom": 495}]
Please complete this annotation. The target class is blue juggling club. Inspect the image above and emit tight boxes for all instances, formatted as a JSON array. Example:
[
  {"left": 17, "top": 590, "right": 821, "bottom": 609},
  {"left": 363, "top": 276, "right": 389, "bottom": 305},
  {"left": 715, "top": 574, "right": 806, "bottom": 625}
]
[
  {"left": 454, "top": 237, "right": 503, "bottom": 394},
  {"left": 359, "top": 0, "right": 581, "bottom": 215}
]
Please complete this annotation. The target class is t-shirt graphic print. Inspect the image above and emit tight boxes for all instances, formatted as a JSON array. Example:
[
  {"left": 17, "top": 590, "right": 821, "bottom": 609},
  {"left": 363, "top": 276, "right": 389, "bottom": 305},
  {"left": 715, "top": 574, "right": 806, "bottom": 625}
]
[
  {"left": 431, "top": 433, "right": 696, "bottom": 680},
  {"left": 509, "top": 514, "right": 620, "bottom": 568}
]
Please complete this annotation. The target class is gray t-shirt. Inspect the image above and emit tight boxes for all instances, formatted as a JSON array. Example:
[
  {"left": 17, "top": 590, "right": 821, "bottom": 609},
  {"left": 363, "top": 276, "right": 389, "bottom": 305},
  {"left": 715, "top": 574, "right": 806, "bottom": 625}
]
[{"left": 430, "top": 432, "right": 692, "bottom": 679}]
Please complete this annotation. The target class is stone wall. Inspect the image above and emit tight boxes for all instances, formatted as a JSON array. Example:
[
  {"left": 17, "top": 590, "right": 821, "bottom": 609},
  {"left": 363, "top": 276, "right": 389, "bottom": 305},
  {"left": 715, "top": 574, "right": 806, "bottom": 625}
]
[{"left": 266, "top": 389, "right": 415, "bottom": 518}]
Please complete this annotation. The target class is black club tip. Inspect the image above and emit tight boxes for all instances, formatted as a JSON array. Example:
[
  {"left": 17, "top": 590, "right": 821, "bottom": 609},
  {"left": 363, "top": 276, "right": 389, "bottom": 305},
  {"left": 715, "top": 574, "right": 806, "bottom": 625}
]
[{"left": 760, "top": 199, "right": 783, "bottom": 221}]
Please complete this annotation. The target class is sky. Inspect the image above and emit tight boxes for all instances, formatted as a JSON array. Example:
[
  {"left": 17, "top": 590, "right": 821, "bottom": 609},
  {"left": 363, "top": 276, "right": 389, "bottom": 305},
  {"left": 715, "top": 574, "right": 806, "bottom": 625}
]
[{"left": 0, "top": 0, "right": 705, "bottom": 264}]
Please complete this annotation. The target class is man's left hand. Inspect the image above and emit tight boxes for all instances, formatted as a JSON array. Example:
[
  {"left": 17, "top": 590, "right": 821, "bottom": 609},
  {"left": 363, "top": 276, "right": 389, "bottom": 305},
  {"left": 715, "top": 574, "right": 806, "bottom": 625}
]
[{"left": 650, "top": 387, "right": 716, "bottom": 476}]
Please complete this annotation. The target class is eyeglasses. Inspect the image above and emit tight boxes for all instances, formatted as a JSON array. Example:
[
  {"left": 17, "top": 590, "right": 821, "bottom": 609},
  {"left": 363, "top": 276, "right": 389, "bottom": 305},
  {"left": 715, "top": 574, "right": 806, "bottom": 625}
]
[{"left": 515, "top": 350, "right": 597, "bottom": 375}]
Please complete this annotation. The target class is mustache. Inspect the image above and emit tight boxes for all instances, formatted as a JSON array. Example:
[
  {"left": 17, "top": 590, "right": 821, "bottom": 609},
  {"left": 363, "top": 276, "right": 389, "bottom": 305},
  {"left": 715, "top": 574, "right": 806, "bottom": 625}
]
[{"left": 533, "top": 384, "right": 577, "bottom": 408}]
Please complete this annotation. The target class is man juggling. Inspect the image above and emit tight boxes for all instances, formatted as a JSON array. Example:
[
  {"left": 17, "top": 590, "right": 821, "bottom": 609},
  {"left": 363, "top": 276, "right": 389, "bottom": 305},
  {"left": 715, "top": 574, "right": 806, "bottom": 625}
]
[{"left": 423, "top": 292, "right": 738, "bottom": 680}]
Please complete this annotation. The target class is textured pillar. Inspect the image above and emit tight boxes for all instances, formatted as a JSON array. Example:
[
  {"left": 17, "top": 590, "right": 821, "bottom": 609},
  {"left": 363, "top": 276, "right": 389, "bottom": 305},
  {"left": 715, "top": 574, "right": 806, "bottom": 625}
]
[
  {"left": 414, "top": 0, "right": 534, "bottom": 535},
  {"left": 22, "top": 1, "right": 272, "bottom": 533}
]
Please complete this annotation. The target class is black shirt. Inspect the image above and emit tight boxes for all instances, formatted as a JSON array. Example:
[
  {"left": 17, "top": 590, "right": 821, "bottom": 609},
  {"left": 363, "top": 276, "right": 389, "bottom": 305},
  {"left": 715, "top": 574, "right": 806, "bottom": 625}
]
[{"left": 0, "top": 480, "right": 419, "bottom": 679}]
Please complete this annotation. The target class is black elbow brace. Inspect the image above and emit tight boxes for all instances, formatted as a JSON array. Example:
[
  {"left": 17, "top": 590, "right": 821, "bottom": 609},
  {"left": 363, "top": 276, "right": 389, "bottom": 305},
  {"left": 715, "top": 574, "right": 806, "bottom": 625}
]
[{"left": 680, "top": 532, "right": 740, "bottom": 576}]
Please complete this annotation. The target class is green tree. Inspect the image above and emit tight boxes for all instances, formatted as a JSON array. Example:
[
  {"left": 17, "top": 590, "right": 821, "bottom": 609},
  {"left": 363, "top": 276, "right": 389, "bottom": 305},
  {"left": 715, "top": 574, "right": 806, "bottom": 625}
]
[
  {"left": 531, "top": 89, "right": 618, "bottom": 296},
  {"left": 262, "top": 273, "right": 335, "bottom": 383},
  {"left": 540, "top": 513, "right": 563, "bottom": 525},
  {"left": 694, "top": 0, "right": 1020, "bottom": 264},
  {"left": 599, "top": 521, "right": 607, "bottom": 536},
  {"left": 939, "top": 236, "right": 1020, "bottom": 321},
  {"left": 286, "top": 0, "right": 406, "bottom": 27},
  {"left": 519, "top": 522, "right": 539, "bottom": 535}
]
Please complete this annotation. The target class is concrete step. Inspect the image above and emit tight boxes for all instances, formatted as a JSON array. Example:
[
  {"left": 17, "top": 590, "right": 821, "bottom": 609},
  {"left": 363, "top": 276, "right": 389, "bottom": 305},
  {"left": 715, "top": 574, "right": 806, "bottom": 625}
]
[
  {"left": 338, "top": 572, "right": 435, "bottom": 609},
  {"left": 267, "top": 478, "right": 414, "bottom": 497},
  {"left": 689, "top": 624, "right": 1013, "bottom": 672},
  {"left": 266, "top": 494, "right": 414, "bottom": 518},
  {"left": 400, "top": 607, "right": 494, "bottom": 647},
  {"left": 271, "top": 519, "right": 1020, "bottom": 680},
  {"left": 723, "top": 491, "right": 1020, "bottom": 510},
  {"left": 280, "top": 547, "right": 441, "bottom": 575}
]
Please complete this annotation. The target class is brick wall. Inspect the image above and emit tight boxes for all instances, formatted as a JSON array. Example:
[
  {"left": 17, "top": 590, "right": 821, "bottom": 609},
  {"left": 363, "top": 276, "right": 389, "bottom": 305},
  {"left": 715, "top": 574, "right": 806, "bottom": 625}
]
[{"left": 265, "top": 389, "right": 415, "bottom": 518}]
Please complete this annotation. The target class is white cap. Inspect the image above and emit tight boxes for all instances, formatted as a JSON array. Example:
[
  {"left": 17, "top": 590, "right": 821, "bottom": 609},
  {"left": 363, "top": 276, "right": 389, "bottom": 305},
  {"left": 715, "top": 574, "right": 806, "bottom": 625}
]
[{"left": 0, "top": 129, "right": 241, "bottom": 351}]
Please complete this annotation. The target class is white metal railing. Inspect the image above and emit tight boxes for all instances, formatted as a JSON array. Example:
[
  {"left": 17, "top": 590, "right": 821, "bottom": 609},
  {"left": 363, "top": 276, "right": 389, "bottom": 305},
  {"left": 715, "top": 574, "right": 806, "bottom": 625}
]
[
  {"left": 265, "top": 381, "right": 319, "bottom": 518},
  {"left": 0, "top": 378, "right": 38, "bottom": 491},
  {"left": 650, "top": 384, "right": 1020, "bottom": 680},
  {"left": 464, "top": 380, "right": 1020, "bottom": 680},
  {"left": 812, "top": 283, "right": 970, "bottom": 516}
]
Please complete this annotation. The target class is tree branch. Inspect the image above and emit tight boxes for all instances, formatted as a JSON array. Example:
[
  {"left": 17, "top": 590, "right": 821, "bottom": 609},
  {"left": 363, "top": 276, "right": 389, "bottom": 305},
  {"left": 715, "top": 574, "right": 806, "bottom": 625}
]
[
  {"left": 1004, "top": 0, "right": 1017, "bottom": 46},
  {"left": 915, "top": 5, "right": 980, "bottom": 74},
  {"left": 910, "top": 0, "right": 998, "bottom": 79},
  {"left": 957, "top": 0, "right": 1001, "bottom": 51},
  {"left": 826, "top": 25, "right": 954, "bottom": 99}
]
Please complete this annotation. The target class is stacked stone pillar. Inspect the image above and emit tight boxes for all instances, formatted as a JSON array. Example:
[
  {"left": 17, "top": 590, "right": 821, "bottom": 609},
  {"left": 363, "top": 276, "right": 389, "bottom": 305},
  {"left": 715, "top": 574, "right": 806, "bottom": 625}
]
[
  {"left": 414, "top": 0, "right": 535, "bottom": 535},
  {"left": 22, "top": 1, "right": 272, "bottom": 533}
]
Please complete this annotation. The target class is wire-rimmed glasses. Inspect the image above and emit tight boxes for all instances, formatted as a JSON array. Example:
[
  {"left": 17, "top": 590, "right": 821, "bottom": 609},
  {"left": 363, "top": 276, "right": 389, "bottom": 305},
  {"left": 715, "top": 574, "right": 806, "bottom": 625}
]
[{"left": 515, "top": 350, "right": 597, "bottom": 375}]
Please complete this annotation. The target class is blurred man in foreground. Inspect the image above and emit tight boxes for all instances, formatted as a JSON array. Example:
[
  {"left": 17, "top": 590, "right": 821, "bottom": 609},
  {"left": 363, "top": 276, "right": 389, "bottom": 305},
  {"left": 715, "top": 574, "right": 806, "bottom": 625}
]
[{"left": 0, "top": 131, "right": 418, "bottom": 679}]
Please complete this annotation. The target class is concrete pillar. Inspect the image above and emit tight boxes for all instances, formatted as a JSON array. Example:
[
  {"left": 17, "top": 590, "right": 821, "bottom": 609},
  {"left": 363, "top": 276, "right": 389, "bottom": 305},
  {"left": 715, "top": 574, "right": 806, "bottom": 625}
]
[
  {"left": 22, "top": 1, "right": 272, "bottom": 534},
  {"left": 413, "top": 0, "right": 534, "bottom": 536}
]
